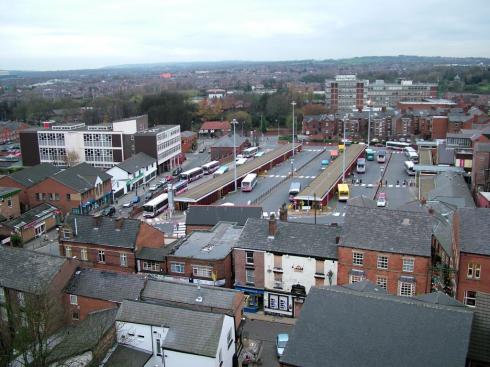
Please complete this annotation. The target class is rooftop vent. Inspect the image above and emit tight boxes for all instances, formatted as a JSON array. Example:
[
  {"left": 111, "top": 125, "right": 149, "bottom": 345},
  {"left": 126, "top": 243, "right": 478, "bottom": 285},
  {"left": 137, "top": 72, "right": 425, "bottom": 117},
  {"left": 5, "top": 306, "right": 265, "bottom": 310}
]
[
  {"left": 195, "top": 296, "right": 203, "bottom": 303},
  {"left": 402, "top": 218, "right": 411, "bottom": 226}
]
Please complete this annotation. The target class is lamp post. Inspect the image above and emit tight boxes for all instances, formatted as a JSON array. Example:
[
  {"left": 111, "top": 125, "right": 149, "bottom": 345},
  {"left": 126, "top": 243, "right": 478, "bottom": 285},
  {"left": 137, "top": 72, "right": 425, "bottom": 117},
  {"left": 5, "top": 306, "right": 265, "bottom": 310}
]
[
  {"left": 367, "top": 99, "right": 372, "bottom": 146},
  {"left": 291, "top": 101, "right": 296, "bottom": 176},
  {"left": 342, "top": 116, "right": 346, "bottom": 182},
  {"left": 232, "top": 119, "right": 238, "bottom": 192},
  {"left": 276, "top": 119, "right": 279, "bottom": 140}
]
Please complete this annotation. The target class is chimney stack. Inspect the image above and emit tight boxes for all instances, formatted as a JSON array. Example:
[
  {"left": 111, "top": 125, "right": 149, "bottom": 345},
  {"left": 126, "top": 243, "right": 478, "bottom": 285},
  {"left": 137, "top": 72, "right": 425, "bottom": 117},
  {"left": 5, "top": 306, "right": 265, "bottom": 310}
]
[
  {"left": 94, "top": 214, "right": 102, "bottom": 228},
  {"left": 268, "top": 213, "right": 277, "bottom": 237},
  {"left": 115, "top": 216, "right": 124, "bottom": 230},
  {"left": 279, "top": 203, "right": 288, "bottom": 222}
]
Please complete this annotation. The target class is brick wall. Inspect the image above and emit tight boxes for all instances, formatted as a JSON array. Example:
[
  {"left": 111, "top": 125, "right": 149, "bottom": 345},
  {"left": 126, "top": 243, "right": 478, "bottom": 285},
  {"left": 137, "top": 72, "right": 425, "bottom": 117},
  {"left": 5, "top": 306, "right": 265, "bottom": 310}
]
[
  {"left": 185, "top": 224, "right": 213, "bottom": 235},
  {"left": 0, "top": 193, "right": 21, "bottom": 220},
  {"left": 456, "top": 253, "right": 490, "bottom": 304},
  {"left": 0, "top": 176, "right": 29, "bottom": 211},
  {"left": 431, "top": 116, "right": 449, "bottom": 140},
  {"left": 19, "top": 214, "right": 57, "bottom": 243},
  {"left": 233, "top": 249, "right": 265, "bottom": 288},
  {"left": 135, "top": 222, "right": 165, "bottom": 250},
  {"left": 337, "top": 247, "right": 431, "bottom": 296},
  {"left": 65, "top": 293, "right": 117, "bottom": 324},
  {"left": 28, "top": 178, "right": 79, "bottom": 215}
]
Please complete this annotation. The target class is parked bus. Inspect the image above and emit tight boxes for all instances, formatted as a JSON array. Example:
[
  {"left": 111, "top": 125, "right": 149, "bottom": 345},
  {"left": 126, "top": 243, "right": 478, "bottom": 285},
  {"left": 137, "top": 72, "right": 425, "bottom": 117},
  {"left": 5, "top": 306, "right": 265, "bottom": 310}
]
[
  {"left": 376, "top": 150, "right": 387, "bottom": 163},
  {"left": 356, "top": 158, "right": 366, "bottom": 173},
  {"left": 321, "top": 159, "right": 330, "bottom": 170},
  {"left": 213, "top": 165, "right": 229, "bottom": 177},
  {"left": 201, "top": 160, "right": 220, "bottom": 175},
  {"left": 143, "top": 193, "right": 168, "bottom": 217},
  {"left": 172, "top": 180, "right": 188, "bottom": 195},
  {"left": 404, "top": 161, "right": 416, "bottom": 176},
  {"left": 386, "top": 141, "right": 410, "bottom": 150},
  {"left": 241, "top": 173, "right": 258, "bottom": 192},
  {"left": 180, "top": 167, "right": 204, "bottom": 182},
  {"left": 288, "top": 182, "right": 301, "bottom": 202},
  {"left": 236, "top": 158, "right": 248, "bottom": 166},
  {"left": 243, "top": 147, "right": 259, "bottom": 158},
  {"left": 338, "top": 143, "right": 345, "bottom": 153},
  {"left": 365, "top": 148, "right": 375, "bottom": 161},
  {"left": 337, "top": 183, "right": 350, "bottom": 201},
  {"left": 407, "top": 151, "right": 419, "bottom": 163}
]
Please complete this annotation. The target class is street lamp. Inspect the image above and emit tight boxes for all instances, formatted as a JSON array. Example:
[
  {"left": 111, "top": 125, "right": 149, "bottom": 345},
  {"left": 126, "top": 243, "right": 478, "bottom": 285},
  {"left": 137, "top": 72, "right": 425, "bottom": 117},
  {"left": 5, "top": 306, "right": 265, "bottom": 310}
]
[
  {"left": 367, "top": 99, "right": 372, "bottom": 146},
  {"left": 276, "top": 119, "right": 279, "bottom": 139},
  {"left": 232, "top": 119, "right": 239, "bottom": 192},
  {"left": 291, "top": 101, "right": 296, "bottom": 176},
  {"left": 342, "top": 115, "right": 347, "bottom": 182}
]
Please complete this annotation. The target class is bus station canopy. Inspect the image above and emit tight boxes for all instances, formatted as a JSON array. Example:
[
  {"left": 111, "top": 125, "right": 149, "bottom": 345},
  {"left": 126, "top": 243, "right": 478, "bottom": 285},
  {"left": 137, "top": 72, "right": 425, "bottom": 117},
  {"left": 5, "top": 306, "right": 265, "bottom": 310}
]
[{"left": 414, "top": 165, "right": 465, "bottom": 174}]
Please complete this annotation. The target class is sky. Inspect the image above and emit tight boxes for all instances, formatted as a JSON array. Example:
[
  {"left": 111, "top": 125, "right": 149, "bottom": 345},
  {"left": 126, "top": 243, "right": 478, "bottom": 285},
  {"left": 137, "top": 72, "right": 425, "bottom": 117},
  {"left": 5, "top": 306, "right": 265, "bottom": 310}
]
[{"left": 1, "top": 0, "right": 490, "bottom": 71}]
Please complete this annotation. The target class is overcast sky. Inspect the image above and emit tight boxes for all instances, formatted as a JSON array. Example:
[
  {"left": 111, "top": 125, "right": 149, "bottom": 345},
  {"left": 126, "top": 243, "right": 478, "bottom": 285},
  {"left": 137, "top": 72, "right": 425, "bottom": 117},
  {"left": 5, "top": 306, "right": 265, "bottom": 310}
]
[{"left": 1, "top": 0, "right": 489, "bottom": 71}]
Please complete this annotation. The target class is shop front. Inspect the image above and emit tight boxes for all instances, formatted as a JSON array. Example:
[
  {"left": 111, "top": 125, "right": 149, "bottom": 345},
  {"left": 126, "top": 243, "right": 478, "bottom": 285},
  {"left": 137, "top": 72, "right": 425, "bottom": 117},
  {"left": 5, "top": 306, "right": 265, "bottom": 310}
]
[{"left": 235, "top": 286, "right": 263, "bottom": 313}]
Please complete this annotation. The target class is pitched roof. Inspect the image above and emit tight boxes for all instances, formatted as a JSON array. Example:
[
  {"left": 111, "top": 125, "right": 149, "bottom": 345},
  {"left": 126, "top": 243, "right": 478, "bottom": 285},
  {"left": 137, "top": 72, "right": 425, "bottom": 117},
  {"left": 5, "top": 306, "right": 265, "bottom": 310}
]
[
  {"left": 114, "top": 153, "right": 155, "bottom": 174},
  {"left": 0, "top": 246, "right": 68, "bottom": 294},
  {"left": 280, "top": 285, "right": 473, "bottom": 367},
  {"left": 429, "top": 172, "right": 475, "bottom": 208},
  {"left": 211, "top": 134, "right": 248, "bottom": 148},
  {"left": 4, "top": 203, "right": 58, "bottom": 230},
  {"left": 186, "top": 205, "right": 262, "bottom": 226},
  {"left": 457, "top": 208, "right": 490, "bottom": 255},
  {"left": 141, "top": 279, "right": 240, "bottom": 311},
  {"left": 347, "top": 195, "right": 377, "bottom": 208},
  {"left": 65, "top": 268, "right": 146, "bottom": 302},
  {"left": 135, "top": 246, "right": 171, "bottom": 261},
  {"left": 116, "top": 300, "right": 225, "bottom": 358},
  {"left": 8, "top": 163, "right": 62, "bottom": 187},
  {"left": 181, "top": 130, "right": 197, "bottom": 138},
  {"left": 468, "top": 292, "right": 490, "bottom": 364},
  {"left": 0, "top": 186, "right": 20, "bottom": 198},
  {"left": 341, "top": 205, "right": 433, "bottom": 257},
  {"left": 64, "top": 215, "right": 141, "bottom": 249},
  {"left": 201, "top": 120, "right": 231, "bottom": 131},
  {"left": 238, "top": 218, "right": 340, "bottom": 259},
  {"left": 52, "top": 162, "right": 112, "bottom": 193},
  {"left": 103, "top": 345, "right": 151, "bottom": 367}
]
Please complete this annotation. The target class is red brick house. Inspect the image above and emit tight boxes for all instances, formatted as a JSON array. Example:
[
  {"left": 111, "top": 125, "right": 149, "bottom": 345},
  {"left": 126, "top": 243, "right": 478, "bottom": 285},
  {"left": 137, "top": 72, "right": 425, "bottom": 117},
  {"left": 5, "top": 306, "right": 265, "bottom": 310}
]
[
  {"left": 64, "top": 268, "right": 146, "bottom": 323},
  {"left": 210, "top": 135, "right": 250, "bottom": 161},
  {"left": 338, "top": 205, "right": 433, "bottom": 297},
  {"left": 27, "top": 162, "right": 113, "bottom": 215},
  {"left": 0, "top": 121, "right": 29, "bottom": 144},
  {"left": 200, "top": 120, "right": 231, "bottom": 136},
  {"left": 59, "top": 214, "right": 166, "bottom": 273},
  {"left": 0, "top": 187, "right": 21, "bottom": 220},
  {"left": 302, "top": 114, "right": 337, "bottom": 140},
  {"left": 0, "top": 163, "right": 62, "bottom": 212},
  {"left": 180, "top": 130, "right": 198, "bottom": 153},
  {"left": 453, "top": 208, "right": 490, "bottom": 306}
]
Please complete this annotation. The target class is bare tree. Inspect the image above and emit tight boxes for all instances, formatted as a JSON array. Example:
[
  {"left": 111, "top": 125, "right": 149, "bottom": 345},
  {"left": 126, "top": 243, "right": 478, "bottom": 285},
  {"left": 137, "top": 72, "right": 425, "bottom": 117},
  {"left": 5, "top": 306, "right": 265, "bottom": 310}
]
[{"left": 64, "top": 150, "right": 80, "bottom": 167}]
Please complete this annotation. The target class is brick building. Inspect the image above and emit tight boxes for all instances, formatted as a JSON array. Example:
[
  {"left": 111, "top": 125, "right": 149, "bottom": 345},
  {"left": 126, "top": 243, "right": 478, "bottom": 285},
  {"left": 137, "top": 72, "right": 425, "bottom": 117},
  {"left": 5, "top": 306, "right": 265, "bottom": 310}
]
[
  {"left": 0, "top": 163, "right": 62, "bottom": 211},
  {"left": 64, "top": 268, "right": 146, "bottom": 323},
  {"left": 339, "top": 205, "right": 433, "bottom": 296},
  {"left": 0, "top": 187, "right": 21, "bottom": 220},
  {"left": 210, "top": 135, "right": 250, "bottom": 161},
  {"left": 163, "top": 222, "right": 241, "bottom": 287},
  {"left": 301, "top": 114, "right": 337, "bottom": 139},
  {"left": 0, "top": 246, "right": 78, "bottom": 352},
  {"left": 453, "top": 208, "right": 490, "bottom": 306},
  {"left": 27, "top": 162, "right": 112, "bottom": 215},
  {"left": 472, "top": 141, "right": 490, "bottom": 194},
  {"left": 59, "top": 214, "right": 166, "bottom": 273},
  {"left": 234, "top": 215, "right": 340, "bottom": 317},
  {"left": 0, "top": 121, "right": 30, "bottom": 144},
  {"left": 199, "top": 120, "right": 231, "bottom": 136},
  {"left": 180, "top": 130, "right": 197, "bottom": 153}
]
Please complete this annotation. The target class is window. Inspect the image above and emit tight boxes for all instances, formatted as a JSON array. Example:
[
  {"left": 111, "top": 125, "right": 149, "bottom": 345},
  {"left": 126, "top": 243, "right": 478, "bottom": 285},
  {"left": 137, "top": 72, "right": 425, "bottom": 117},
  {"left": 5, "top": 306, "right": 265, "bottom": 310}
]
[
  {"left": 273, "top": 254, "right": 282, "bottom": 269},
  {"left": 80, "top": 248, "right": 88, "bottom": 261},
  {"left": 402, "top": 258, "right": 414, "bottom": 273},
  {"left": 18, "top": 292, "right": 25, "bottom": 308},
  {"left": 376, "top": 276, "right": 387, "bottom": 289},
  {"left": 278, "top": 295, "right": 288, "bottom": 311},
  {"left": 246, "top": 251, "right": 254, "bottom": 265},
  {"left": 227, "top": 328, "right": 233, "bottom": 349},
  {"left": 352, "top": 251, "right": 364, "bottom": 266},
  {"left": 7, "top": 198, "right": 12, "bottom": 208},
  {"left": 377, "top": 255, "right": 388, "bottom": 270},
  {"left": 467, "top": 263, "right": 481, "bottom": 279},
  {"left": 143, "top": 261, "right": 160, "bottom": 272},
  {"left": 170, "top": 262, "right": 185, "bottom": 273},
  {"left": 0, "top": 287, "right": 5, "bottom": 303},
  {"left": 350, "top": 275, "right": 363, "bottom": 283},
  {"left": 120, "top": 253, "right": 128, "bottom": 267},
  {"left": 464, "top": 290, "right": 477, "bottom": 307},
  {"left": 72, "top": 310, "right": 79, "bottom": 320},
  {"left": 70, "top": 294, "right": 78, "bottom": 305},
  {"left": 65, "top": 246, "right": 72, "bottom": 258},
  {"left": 399, "top": 282, "right": 415, "bottom": 297},
  {"left": 192, "top": 265, "right": 213, "bottom": 278},
  {"left": 246, "top": 269, "right": 255, "bottom": 285},
  {"left": 66, "top": 193, "right": 71, "bottom": 201},
  {"left": 97, "top": 250, "right": 105, "bottom": 263}
]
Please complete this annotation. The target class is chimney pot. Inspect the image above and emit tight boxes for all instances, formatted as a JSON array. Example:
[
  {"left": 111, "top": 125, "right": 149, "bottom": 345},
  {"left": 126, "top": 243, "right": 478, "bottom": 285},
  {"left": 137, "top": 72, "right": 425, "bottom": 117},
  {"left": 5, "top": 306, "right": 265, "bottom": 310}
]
[{"left": 268, "top": 213, "right": 277, "bottom": 237}]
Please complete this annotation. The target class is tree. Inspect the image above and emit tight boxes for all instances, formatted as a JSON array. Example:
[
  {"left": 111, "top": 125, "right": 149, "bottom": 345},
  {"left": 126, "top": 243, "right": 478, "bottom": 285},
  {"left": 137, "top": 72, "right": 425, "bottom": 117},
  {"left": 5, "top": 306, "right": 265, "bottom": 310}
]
[
  {"left": 303, "top": 104, "right": 328, "bottom": 116},
  {"left": 260, "top": 115, "right": 268, "bottom": 134},
  {"left": 64, "top": 150, "right": 80, "bottom": 167},
  {"left": 10, "top": 234, "right": 22, "bottom": 247},
  {"left": 140, "top": 92, "right": 196, "bottom": 131}
]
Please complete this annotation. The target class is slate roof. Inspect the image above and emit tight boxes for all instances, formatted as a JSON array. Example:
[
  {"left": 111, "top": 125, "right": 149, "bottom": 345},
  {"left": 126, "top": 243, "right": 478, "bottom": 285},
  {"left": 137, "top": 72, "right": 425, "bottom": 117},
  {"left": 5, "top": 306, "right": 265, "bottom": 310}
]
[
  {"left": 135, "top": 246, "right": 172, "bottom": 261},
  {"left": 116, "top": 300, "right": 225, "bottom": 358},
  {"left": 181, "top": 130, "right": 197, "bottom": 138},
  {"left": 186, "top": 205, "right": 262, "bottom": 226},
  {"left": 347, "top": 195, "right": 377, "bottom": 208},
  {"left": 238, "top": 218, "right": 340, "bottom": 259},
  {"left": 115, "top": 153, "right": 155, "bottom": 174},
  {"left": 303, "top": 114, "right": 335, "bottom": 123},
  {"left": 141, "top": 279, "right": 240, "bottom": 311},
  {"left": 429, "top": 172, "right": 475, "bottom": 208},
  {"left": 103, "top": 345, "right": 152, "bottom": 367},
  {"left": 0, "top": 186, "right": 20, "bottom": 198},
  {"left": 0, "top": 246, "right": 67, "bottom": 294},
  {"left": 211, "top": 135, "right": 248, "bottom": 148},
  {"left": 4, "top": 203, "right": 58, "bottom": 230},
  {"left": 52, "top": 163, "right": 112, "bottom": 193},
  {"left": 280, "top": 284, "right": 473, "bottom": 367},
  {"left": 457, "top": 208, "right": 490, "bottom": 255},
  {"left": 64, "top": 215, "right": 141, "bottom": 249},
  {"left": 341, "top": 205, "right": 433, "bottom": 257},
  {"left": 8, "top": 163, "right": 62, "bottom": 187},
  {"left": 65, "top": 268, "right": 145, "bottom": 302},
  {"left": 468, "top": 292, "right": 490, "bottom": 364}
]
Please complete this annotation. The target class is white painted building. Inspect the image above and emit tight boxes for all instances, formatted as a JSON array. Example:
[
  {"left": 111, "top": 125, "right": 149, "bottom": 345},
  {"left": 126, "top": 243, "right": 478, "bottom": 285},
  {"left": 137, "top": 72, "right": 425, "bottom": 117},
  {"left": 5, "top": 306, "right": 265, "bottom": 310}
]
[
  {"left": 106, "top": 152, "right": 157, "bottom": 197},
  {"left": 116, "top": 300, "right": 235, "bottom": 367}
]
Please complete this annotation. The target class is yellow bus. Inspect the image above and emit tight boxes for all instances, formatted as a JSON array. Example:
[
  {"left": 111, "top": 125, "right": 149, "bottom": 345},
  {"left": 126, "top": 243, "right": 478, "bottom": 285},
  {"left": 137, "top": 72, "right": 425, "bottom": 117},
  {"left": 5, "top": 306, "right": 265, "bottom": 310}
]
[
  {"left": 338, "top": 183, "right": 350, "bottom": 201},
  {"left": 338, "top": 143, "right": 345, "bottom": 153}
]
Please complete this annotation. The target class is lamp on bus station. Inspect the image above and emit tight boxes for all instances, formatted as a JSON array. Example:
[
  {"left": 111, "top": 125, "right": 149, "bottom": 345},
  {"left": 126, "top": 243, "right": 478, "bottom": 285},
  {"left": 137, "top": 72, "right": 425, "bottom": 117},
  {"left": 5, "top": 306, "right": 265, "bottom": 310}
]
[
  {"left": 232, "top": 119, "right": 239, "bottom": 192},
  {"left": 367, "top": 99, "right": 372, "bottom": 147},
  {"left": 291, "top": 101, "right": 296, "bottom": 177}
]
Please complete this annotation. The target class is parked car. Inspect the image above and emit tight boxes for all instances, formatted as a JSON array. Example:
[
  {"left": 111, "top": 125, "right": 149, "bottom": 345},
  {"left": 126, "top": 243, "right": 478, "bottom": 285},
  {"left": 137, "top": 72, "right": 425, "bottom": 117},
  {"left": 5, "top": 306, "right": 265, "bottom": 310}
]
[
  {"left": 132, "top": 196, "right": 141, "bottom": 204},
  {"left": 199, "top": 146, "right": 206, "bottom": 153},
  {"left": 159, "top": 177, "right": 167, "bottom": 185},
  {"left": 276, "top": 334, "right": 289, "bottom": 358},
  {"left": 144, "top": 192, "right": 153, "bottom": 201},
  {"left": 377, "top": 192, "right": 387, "bottom": 207},
  {"left": 122, "top": 201, "right": 133, "bottom": 208},
  {"left": 149, "top": 184, "right": 158, "bottom": 191},
  {"left": 172, "top": 167, "right": 183, "bottom": 176},
  {"left": 102, "top": 206, "right": 116, "bottom": 216}
]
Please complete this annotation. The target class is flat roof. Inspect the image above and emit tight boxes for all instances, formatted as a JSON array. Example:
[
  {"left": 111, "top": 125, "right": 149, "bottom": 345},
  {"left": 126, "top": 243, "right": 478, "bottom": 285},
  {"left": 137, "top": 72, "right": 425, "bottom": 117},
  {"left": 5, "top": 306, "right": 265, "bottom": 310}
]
[
  {"left": 414, "top": 165, "right": 465, "bottom": 173},
  {"left": 296, "top": 144, "right": 365, "bottom": 201},
  {"left": 419, "top": 150, "right": 433, "bottom": 165},
  {"left": 175, "top": 143, "right": 300, "bottom": 203}
]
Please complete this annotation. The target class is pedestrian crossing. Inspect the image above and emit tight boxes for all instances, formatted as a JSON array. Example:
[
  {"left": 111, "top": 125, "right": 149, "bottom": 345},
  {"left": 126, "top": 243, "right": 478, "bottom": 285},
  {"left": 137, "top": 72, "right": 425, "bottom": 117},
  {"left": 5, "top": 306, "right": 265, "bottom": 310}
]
[
  {"left": 173, "top": 222, "right": 186, "bottom": 238},
  {"left": 351, "top": 183, "right": 408, "bottom": 188},
  {"left": 265, "top": 174, "right": 317, "bottom": 179},
  {"left": 305, "top": 149, "right": 324, "bottom": 152}
]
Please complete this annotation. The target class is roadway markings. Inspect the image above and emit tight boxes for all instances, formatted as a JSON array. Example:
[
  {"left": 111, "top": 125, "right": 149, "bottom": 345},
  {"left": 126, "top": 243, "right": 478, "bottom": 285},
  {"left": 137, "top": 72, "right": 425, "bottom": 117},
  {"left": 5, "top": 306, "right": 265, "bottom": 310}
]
[
  {"left": 265, "top": 174, "right": 316, "bottom": 179},
  {"left": 305, "top": 149, "right": 324, "bottom": 152}
]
